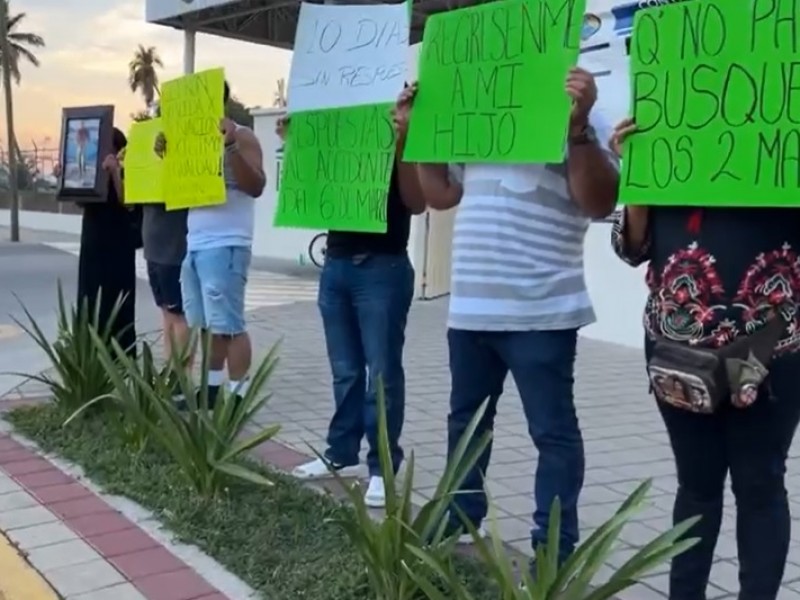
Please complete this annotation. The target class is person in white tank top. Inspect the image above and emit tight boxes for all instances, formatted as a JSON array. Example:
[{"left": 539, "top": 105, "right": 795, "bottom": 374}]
[{"left": 154, "top": 81, "right": 266, "bottom": 408}]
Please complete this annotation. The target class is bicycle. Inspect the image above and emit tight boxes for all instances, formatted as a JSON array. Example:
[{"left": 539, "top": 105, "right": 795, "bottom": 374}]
[{"left": 308, "top": 232, "right": 327, "bottom": 268}]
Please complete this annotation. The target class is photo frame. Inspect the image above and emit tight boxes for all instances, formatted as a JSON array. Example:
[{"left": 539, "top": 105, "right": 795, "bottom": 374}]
[{"left": 56, "top": 105, "right": 115, "bottom": 203}]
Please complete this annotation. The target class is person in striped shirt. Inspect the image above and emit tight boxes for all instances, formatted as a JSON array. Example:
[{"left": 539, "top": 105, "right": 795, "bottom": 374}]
[{"left": 395, "top": 67, "right": 619, "bottom": 568}]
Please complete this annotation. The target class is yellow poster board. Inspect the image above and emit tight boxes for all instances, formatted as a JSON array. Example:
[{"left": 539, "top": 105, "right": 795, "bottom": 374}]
[
  {"left": 160, "top": 68, "right": 226, "bottom": 211},
  {"left": 123, "top": 118, "right": 163, "bottom": 205}
]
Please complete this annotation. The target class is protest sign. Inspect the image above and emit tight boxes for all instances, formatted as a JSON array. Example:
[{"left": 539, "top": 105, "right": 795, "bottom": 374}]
[
  {"left": 403, "top": 0, "right": 586, "bottom": 163},
  {"left": 287, "top": 2, "right": 409, "bottom": 112},
  {"left": 277, "top": 2, "right": 409, "bottom": 233},
  {"left": 620, "top": 0, "right": 800, "bottom": 207},
  {"left": 123, "top": 118, "right": 163, "bottom": 204},
  {"left": 160, "top": 68, "right": 226, "bottom": 211},
  {"left": 275, "top": 103, "right": 395, "bottom": 232}
]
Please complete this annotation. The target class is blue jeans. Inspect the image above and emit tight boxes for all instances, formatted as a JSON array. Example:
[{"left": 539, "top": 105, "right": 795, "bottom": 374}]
[
  {"left": 181, "top": 246, "right": 251, "bottom": 335},
  {"left": 318, "top": 254, "right": 414, "bottom": 477},
  {"left": 447, "top": 328, "right": 583, "bottom": 559}
]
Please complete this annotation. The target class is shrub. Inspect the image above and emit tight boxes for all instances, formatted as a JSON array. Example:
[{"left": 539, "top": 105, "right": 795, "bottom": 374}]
[
  {"left": 324, "top": 379, "right": 493, "bottom": 600},
  {"left": 408, "top": 480, "right": 700, "bottom": 599},
  {"left": 68, "top": 330, "right": 282, "bottom": 496},
  {"left": 11, "top": 284, "right": 129, "bottom": 411}
]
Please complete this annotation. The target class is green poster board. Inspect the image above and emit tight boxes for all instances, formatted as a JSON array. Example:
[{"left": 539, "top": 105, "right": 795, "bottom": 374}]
[
  {"left": 403, "top": 0, "right": 585, "bottom": 164},
  {"left": 620, "top": 0, "right": 800, "bottom": 207},
  {"left": 274, "top": 103, "right": 395, "bottom": 233}
]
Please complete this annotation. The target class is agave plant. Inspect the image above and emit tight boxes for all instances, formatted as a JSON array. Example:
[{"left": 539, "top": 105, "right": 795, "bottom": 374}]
[
  {"left": 323, "top": 379, "right": 492, "bottom": 600},
  {"left": 68, "top": 329, "right": 282, "bottom": 496},
  {"left": 407, "top": 480, "right": 700, "bottom": 600},
  {"left": 10, "top": 284, "right": 129, "bottom": 411},
  {"left": 105, "top": 340, "right": 176, "bottom": 453}
]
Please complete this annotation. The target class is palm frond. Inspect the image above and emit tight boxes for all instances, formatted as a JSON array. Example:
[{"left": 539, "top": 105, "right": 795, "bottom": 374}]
[
  {"left": 9, "top": 44, "right": 38, "bottom": 67},
  {"left": 8, "top": 32, "right": 44, "bottom": 47},
  {"left": 0, "top": 3, "right": 44, "bottom": 83}
]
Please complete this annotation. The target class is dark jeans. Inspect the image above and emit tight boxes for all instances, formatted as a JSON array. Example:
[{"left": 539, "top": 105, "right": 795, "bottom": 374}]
[
  {"left": 318, "top": 254, "right": 414, "bottom": 477},
  {"left": 447, "top": 328, "right": 583, "bottom": 558},
  {"left": 657, "top": 355, "right": 800, "bottom": 600}
]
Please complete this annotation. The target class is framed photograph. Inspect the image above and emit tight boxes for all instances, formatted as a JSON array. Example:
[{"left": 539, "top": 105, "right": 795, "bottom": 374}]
[{"left": 56, "top": 105, "right": 115, "bottom": 203}]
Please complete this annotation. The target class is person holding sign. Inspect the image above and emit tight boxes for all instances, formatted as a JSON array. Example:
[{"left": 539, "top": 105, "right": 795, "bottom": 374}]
[
  {"left": 611, "top": 116, "right": 800, "bottom": 600},
  {"left": 71, "top": 127, "right": 138, "bottom": 357},
  {"left": 155, "top": 81, "right": 266, "bottom": 407},
  {"left": 276, "top": 111, "right": 426, "bottom": 509},
  {"left": 131, "top": 106, "right": 192, "bottom": 398},
  {"left": 396, "top": 69, "right": 618, "bottom": 564}
]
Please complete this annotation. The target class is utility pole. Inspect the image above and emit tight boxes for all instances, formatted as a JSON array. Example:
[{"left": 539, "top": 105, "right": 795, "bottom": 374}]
[{"left": 0, "top": 1, "right": 20, "bottom": 242}]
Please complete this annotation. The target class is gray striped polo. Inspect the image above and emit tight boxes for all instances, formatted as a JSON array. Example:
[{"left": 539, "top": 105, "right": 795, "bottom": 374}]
[{"left": 447, "top": 112, "right": 613, "bottom": 332}]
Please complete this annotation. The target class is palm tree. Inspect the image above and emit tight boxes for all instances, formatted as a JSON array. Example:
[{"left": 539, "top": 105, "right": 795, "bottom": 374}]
[
  {"left": 0, "top": 0, "right": 45, "bottom": 242},
  {"left": 0, "top": 1, "right": 44, "bottom": 84},
  {"left": 272, "top": 77, "right": 287, "bottom": 108},
  {"left": 128, "top": 45, "right": 163, "bottom": 108}
]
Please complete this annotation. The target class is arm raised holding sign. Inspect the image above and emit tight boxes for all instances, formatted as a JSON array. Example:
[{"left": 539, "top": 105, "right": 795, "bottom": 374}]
[
  {"left": 395, "top": 83, "right": 463, "bottom": 211},
  {"left": 392, "top": 84, "right": 426, "bottom": 215},
  {"left": 102, "top": 153, "right": 124, "bottom": 203},
  {"left": 221, "top": 117, "right": 266, "bottom": 199},
  {"left": 565, "top": 68, "right": 619, "bottom": 220},
  {"left": 609, "top": 117, "right": 650, "bottom": 263}
]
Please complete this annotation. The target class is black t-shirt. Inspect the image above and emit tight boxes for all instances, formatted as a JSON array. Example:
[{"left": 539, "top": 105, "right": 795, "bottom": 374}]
[{"left": 325, "top": 168, "right": 411, "bottom": 258}]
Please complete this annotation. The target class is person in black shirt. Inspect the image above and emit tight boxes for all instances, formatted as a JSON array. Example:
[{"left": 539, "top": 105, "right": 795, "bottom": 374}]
[
  {"left": 75, "top": 127, "right": 138, "bottom": 356},
  {"left": 277, "top": 110, "right": 425, "bottom": 508},
  {"left": 611, "top": 117, "right": 800, "bottom": 600}
]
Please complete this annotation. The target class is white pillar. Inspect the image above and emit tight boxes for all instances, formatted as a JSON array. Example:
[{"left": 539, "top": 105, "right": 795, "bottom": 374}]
[{"left": 183, "top": 28, "right": 196, "bottom": 74}]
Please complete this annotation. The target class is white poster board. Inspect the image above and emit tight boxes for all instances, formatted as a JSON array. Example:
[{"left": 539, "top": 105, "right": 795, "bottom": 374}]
[{"left": 287, "top": 2, "right": 410, "bottom": 112}]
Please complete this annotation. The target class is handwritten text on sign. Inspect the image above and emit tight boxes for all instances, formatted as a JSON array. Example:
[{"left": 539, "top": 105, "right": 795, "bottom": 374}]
[
  {"left": 274, "top": 103, "right": 395, "bottom": 233},
  {"left": 288, "top": 2, "right": 409, "bottom": 112},
  {"left": 161, "top": 68, "right": 226, "bottom": 210},
  {"left": 403, "top": 0, "right": 585, "bottom": 163},
  {"left": 620, "top": 0, "right": 800, "bottom": 207}
]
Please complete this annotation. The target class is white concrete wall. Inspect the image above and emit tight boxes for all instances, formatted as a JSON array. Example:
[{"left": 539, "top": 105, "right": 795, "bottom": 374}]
[
  {"left": 582, "top": 222, "right": 649, "bottom": 349},
  {"left": 0, "top": 209, "right": 82, "bottom": 235}
]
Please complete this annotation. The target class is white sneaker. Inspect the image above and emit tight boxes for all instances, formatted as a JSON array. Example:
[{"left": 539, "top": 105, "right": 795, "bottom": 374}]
[
  {"left": 292, "top": 458, "right": 358, "bottom": 481},
  {"left": 458, "top": 526, "right": 488, "bottom": 545},
  {"left": 364, "top": 476, "right": 385, "bottom": 508}
]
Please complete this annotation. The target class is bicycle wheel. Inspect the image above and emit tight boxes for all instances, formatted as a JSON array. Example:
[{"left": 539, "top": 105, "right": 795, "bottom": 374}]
[{"left": 308, "top": 233, "right": 327, "bottom": 268}]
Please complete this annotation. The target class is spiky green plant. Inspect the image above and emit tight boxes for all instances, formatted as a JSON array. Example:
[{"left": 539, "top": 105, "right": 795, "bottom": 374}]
[
  {"left": 323, "top": 378, "right": 492, "bottom": 600},
  {"left": 10, "top": 283, "right": 129, "bottom": 411},
  {"left": 407, "top": 480, "right": 700, "bottom": 600},
  {"left": 67, "top": 329, "right": 282, "bottom": 496}
]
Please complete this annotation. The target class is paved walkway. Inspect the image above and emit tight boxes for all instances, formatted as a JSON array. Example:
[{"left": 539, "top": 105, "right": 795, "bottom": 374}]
[
  {"left": 0, "top": 433, "right": 239, "bottom": 599},
  {"left": 4, "top": 237, "right": 800, "bottom": 598}
]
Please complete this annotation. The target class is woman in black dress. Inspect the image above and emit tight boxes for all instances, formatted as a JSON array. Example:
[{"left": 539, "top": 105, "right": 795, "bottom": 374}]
[{"left": 76, "top": 127, "right": 138, "bottom": 356}]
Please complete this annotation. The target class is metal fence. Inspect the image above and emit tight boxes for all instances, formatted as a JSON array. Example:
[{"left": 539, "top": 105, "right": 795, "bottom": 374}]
[{"left": 0, "top": 145, "right": 79, "bottom": 214}]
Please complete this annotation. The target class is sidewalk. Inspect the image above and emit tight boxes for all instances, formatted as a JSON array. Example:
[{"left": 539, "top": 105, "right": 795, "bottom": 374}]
[{"left": 0, "top": 432, "right": 244, "bottom": 599}]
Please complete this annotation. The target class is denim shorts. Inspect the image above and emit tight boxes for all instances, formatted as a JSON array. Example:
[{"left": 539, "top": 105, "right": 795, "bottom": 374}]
[{"left": 180, "top": 246, "right": 251, "bottom": 335}]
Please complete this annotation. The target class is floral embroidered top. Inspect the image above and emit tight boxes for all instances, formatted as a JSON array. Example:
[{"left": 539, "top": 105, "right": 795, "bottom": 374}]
[{"left": 611, "top": 207, "right": 800, "bottom": 356}]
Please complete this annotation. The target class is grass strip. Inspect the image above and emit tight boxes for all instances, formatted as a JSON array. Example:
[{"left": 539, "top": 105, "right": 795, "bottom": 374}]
[{"left": 7, "top": 404, "right": 500, "bottom": 600}]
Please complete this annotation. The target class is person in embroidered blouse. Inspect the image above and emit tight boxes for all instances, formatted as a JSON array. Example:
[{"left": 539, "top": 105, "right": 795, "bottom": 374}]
[{"left": 610, "top": 117, "right": 800, "bottom": 600}]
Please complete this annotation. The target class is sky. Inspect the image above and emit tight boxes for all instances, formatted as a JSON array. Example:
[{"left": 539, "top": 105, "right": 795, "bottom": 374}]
[{"left": 4, "top": 0, "right": 292, "bottom": 151}]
